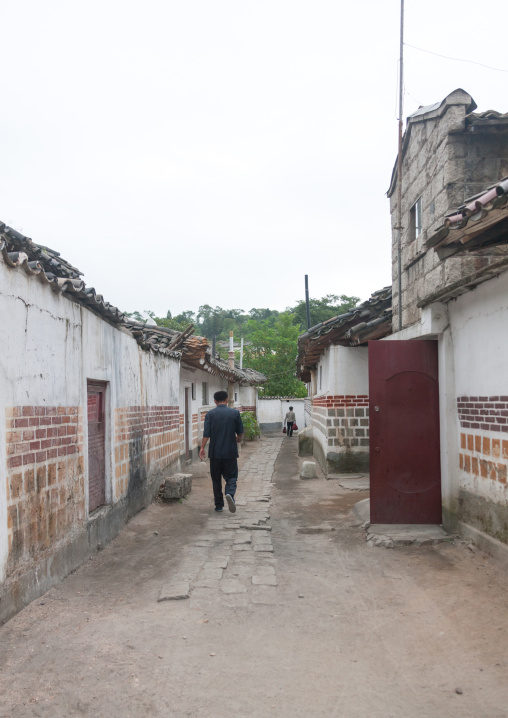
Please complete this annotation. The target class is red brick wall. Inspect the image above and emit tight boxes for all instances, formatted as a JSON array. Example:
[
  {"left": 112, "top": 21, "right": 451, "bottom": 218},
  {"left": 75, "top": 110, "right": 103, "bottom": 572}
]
[
  {"left": 312, "top": 394, "right": 369, "bottom": 408},
  {"left": 240, "top": 405, "right": 256, "bottom": 416},
  {"left": 459, "top": 431, "right": 508, "bottom": 485},
  {"left": 457, "top": 396, "right": 508, "bottom": 433},
  {"left": 5, "top": 406, "right": 84, "bottom": 577},
  {"left": 114, "top": 406, "right": 180, "bottom": 498}
]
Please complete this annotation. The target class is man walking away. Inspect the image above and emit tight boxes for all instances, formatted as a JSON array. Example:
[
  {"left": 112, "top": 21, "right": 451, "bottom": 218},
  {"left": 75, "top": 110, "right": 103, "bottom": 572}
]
[
  {"left": 285, "top": 406, "right": 296, "bottom": 437},
  {"left": 199, "top": 390, "right": 244, "bottom": 513}
]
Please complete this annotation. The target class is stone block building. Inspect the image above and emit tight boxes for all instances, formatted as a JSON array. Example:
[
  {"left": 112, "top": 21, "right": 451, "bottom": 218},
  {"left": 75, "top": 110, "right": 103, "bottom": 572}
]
[
  {"left": 384, "top": 88, "right": 508, "bottom": 555},
  {"left": 387, "top": 88, "right": 508, "bottom": 329}
]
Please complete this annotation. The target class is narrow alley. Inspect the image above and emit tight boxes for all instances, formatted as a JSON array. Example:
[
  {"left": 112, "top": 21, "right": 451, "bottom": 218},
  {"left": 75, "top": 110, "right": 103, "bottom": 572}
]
[{"left": 1, "top": 436, "right": 507, "bottom": 718}]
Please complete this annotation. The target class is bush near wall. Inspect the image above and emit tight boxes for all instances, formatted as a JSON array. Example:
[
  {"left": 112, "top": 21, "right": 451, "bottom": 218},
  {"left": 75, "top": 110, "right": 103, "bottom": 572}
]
[{"left": 241, "top": 412, "right": 261, "bottom": 440}]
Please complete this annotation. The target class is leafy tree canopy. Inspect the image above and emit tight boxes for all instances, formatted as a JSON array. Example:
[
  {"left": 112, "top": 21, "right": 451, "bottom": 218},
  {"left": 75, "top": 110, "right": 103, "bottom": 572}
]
[
  {"left": 125, "top": 293, "right": 361, "bottom": 396},
  {"left": 289, "top": 294, "right": 359, "bottom": 329},
  {"left": 243, "top": 313, "right": 307, "bottom": 398}
]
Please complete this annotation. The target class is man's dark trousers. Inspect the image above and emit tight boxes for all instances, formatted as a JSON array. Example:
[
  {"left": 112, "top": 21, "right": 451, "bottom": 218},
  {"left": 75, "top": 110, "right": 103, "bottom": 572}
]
[{"left": 210, "top": 458, "right": 238, "bottom": 509}]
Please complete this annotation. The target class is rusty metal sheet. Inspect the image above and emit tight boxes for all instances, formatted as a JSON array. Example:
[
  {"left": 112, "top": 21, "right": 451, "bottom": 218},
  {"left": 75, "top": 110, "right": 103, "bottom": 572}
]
[{"left": 369, "top": 340, "right": 442, "bottom": 524}]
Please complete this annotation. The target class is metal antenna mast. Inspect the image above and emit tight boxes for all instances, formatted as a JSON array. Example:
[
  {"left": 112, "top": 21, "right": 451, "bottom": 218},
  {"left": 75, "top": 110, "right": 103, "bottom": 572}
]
[{"left": 396, "top": 0, "right": 404, "bottom": 331}]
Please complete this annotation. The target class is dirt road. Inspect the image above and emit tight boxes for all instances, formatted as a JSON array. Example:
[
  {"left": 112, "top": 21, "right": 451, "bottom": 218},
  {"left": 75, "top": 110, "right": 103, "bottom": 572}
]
[{"left": 1, "top": 436, "right": 508, "bottom": 717}]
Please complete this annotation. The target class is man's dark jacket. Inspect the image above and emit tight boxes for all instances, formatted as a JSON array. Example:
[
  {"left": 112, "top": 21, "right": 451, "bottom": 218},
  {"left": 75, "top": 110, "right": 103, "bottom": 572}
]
[{"left": 203, "top": 405, "right": 244, "bottom": 458}]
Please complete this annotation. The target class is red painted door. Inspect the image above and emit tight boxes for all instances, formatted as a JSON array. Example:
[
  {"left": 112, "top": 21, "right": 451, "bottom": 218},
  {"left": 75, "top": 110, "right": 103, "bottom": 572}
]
[
  {"left": 369, "top": 340, "right": 441, "bottom": 524},
  {"left": 87, "top": 382, "right": 106, "bottom": 512}
]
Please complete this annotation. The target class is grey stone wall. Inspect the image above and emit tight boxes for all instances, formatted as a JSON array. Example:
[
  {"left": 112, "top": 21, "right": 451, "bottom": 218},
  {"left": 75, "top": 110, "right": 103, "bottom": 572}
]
[{"left": 389, "top": 89, "right": 508, "bottom": 330}]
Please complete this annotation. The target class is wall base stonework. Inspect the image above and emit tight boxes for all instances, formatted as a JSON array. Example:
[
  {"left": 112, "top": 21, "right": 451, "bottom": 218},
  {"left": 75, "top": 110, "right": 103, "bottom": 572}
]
[
  {"left": 310, "top": 395, "right": 370, "bottom": 475},
  {"left": 457, "top": 520, "right": 508, "bottom": 569},
  {"left": 326, "top": 450, "right": 369, "bottom": 474},
  {"left": 458, "top": 490, "right": 508, "bottom": 545},
  {"left": 0, "top": 468, "right": 164, "bottom": 625}
]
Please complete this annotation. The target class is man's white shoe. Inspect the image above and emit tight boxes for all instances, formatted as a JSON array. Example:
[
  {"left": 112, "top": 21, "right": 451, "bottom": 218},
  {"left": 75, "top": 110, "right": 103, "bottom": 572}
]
[{"left": 225, "top": 494, "right": 236, "bottom": 513}]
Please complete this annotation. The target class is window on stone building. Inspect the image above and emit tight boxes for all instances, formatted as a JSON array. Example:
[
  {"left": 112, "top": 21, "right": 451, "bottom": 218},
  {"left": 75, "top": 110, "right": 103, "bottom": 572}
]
[
  {"left": 319, "top": 365, "right": 322, "bottom": 391},
  {"left": 191, "top": 382, "right": 196, "bottom": 400},
  {"left": 234, "top": 392, "right": 238, "bottom": 403},
  {"left": 409, "top": 197, "right": 423, "bottom": 241},
  {"left": 202, "top": 382, "right": 209, "bottom": 405}
]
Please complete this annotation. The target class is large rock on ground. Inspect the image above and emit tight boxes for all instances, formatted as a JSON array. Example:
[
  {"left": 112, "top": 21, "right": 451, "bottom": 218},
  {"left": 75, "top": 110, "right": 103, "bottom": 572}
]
[
  {"left": 300, "top": 461, "right": 317, "bottom": 480},
  {"left": 162, "top": 473, "right": 192, "bottom": 499}
]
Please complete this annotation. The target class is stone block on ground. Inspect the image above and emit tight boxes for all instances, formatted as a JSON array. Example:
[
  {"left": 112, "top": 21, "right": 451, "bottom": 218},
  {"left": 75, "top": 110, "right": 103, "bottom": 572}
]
[
  {"left": 158, "top": 582, "right": 190, "bottom": 601},
  {"left": 300, "top": 461, "right": 317, "bottom": 479},
  {"left": 161, "top": 473, "right": 192, "bottom": 499}
]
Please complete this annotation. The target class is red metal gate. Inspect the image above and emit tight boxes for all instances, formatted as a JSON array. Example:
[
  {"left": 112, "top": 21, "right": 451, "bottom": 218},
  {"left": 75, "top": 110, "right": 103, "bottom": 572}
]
[
  {"left": 87, "top": 382, "right": 106, "bottom": 512},
  {"left": 369, "top": 340, "right": 441, "bottom": 524}
]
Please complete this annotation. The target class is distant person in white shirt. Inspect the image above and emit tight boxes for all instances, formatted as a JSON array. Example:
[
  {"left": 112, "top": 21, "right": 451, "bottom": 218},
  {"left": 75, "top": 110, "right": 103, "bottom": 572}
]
[{"left": 285, "top": 406, "right": 296, "bottom": 437}]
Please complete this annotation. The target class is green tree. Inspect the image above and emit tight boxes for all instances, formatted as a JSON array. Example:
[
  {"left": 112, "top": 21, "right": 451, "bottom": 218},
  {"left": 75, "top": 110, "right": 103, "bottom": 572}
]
[
  {"left": 244, "top": 313, "right": 307, "bottom": 397},
  {"left": 289, "top": 294, "right": 359, "bottom": 329}
]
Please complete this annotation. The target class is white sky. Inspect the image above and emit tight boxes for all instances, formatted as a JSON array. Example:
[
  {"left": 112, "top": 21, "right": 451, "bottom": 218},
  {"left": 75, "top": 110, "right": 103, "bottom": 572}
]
[{"left": 2, "top": 1, "right": 507, "bottom": 317}]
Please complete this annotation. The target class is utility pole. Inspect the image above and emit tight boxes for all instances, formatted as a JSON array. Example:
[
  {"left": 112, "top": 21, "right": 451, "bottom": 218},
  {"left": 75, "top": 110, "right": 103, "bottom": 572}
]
[
  {"left": 396, "top": 0, "right": 404, "bottom": 332},
  {"left": 305, "top": 275, "right": 311, "bottom": 330},
  {"left": 228, "top": 330, "right": 235, "bottom": 407}
]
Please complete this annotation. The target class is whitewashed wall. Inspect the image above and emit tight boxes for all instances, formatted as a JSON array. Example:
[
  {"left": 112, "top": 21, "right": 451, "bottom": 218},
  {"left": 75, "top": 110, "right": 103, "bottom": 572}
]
[
  {"left": 0, "top": 258, "right": 180, "bottom": 617},
  {"left": 448, "top": 271, "right": 508, "bottom": 511},
  {"left": 258, "top": 398, "right": 305, "bottom": 431},
  {"left": 310, "top": 346, "right": 369, "bottom": 474}
]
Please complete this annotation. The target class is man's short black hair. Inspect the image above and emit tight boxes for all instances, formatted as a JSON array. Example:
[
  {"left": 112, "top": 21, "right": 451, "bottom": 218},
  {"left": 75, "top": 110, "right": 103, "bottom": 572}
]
[
  {"left": 214, "top": 390, "right": 228, "bottom": 403},
  {"left": 289, "top": 406, "right": 293, "bottom": 410}
]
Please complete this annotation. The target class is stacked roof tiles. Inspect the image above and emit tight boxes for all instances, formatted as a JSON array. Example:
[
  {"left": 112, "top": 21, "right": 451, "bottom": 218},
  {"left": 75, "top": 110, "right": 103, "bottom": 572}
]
[
  {"left": 0, "top": 222, "right": 266, "bottom": 386},
  {"left": 296, "top": 287, "right": 392, "bottom": 383},
  {"left": 427, "top": 176, "right": 508, "bottom": 258}
]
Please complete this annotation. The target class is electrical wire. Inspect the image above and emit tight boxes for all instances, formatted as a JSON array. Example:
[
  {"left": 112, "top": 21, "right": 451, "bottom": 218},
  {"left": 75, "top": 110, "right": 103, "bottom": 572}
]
[{"left": 404, "top": 43, "right": 508, "bottom": 74}]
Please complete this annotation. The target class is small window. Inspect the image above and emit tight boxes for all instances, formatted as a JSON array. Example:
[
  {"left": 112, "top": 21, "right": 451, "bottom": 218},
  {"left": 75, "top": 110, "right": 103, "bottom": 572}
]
[
  {"left": 234, "top": 392, "right": 238, "bottom": 403},
  {"left": 202, "top": 382, "right": 209, "bottom": 405},
  {"left": 319, "top": 366, "right": 322, "bottom": 390},
  {"left": 191, "top": 383, "right": 196, "bottom": 400},
  {"left": 409, "top": 197, "right": 423, "bottom": 241}
]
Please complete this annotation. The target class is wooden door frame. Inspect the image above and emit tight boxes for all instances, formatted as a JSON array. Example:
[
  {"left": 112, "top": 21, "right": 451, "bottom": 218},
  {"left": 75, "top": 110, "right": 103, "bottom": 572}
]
[
  {"left": 184, "top": 387, "right": 190, "bottom": 461},
  {"left": 86, "top": 380, "right": 110, "bottom": 514}
]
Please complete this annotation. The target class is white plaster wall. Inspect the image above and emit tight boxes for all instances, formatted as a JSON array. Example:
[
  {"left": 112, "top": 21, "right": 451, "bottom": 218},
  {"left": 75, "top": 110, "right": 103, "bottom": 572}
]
[
  {"left": 316, "top": 346, "right": 369, "bottom": 396},
  {"left": 239, "top": 385, "right": 256, "bottom": 408},
  {"left": 257, "top": 398, "right": 304, "bottom": 428},
  {"left": 448, "top": 271, "right": 508, "bottom": 505},
  {"left": 281, "top": 399, "right": 305, "bottom": 429},
  {"left": 449, "top": 272, "right": 508, "bottom": 397},
  {"left": 257, "top": 399, "right": 281, "bottom": 424},
  {"left": 0, "top": 260, "right": 181, "bottom": 583}
]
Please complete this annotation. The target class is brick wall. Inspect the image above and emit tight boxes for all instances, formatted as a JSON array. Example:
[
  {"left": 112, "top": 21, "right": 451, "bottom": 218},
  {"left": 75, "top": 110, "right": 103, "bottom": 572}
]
[
  {"left": 459, "top": 431, "right": 508, "bottom": 486},
  {"left": 5, "top": 406, "right": 84, "bottom": 577},
  {"left": 457, "top": 396, "right": 508, "bottom": 433},
  {"left": 114, "top": 406, "right": 180, "bottom": 498},
  {"left": 239, "top": 405, "right": 256, "bottom": 415},
  {"left": 312, "top": 395, "right": 369, "bottom": 449}
]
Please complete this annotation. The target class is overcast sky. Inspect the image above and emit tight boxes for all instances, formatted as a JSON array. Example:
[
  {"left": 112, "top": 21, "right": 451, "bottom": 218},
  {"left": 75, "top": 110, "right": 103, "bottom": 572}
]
[{"left": 2, "top": 1, "right": 507, "bottom": 318}]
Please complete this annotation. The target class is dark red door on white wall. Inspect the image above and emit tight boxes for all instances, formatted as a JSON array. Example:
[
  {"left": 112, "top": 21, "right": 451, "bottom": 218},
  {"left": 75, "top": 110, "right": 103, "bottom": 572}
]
[
  {"left": 368, "top": 340, "right": 442, "bottom": 524},
  {"left": 87, "top": 381, "right": 106, "bottom": 512}
]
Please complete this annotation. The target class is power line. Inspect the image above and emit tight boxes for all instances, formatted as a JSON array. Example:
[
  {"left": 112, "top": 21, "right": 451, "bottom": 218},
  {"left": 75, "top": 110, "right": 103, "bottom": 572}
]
[{"left": 405, "top": 42, "right": 508, "bottom": 74}]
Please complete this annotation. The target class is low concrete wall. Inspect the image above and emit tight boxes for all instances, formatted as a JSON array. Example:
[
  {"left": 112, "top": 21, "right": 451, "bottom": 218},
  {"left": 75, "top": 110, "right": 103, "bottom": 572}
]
[{"left": 258, "top": 398, "right": 305, "bottom": 432}]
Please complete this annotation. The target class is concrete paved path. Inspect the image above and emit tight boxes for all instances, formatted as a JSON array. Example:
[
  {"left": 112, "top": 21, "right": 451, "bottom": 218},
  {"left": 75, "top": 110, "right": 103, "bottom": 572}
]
[
  {"left": 1, "top": 436, "right": 508, "bottom": 718},
  {"left": 158, "top": 438, "right": 281, "bottom": 607}
]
